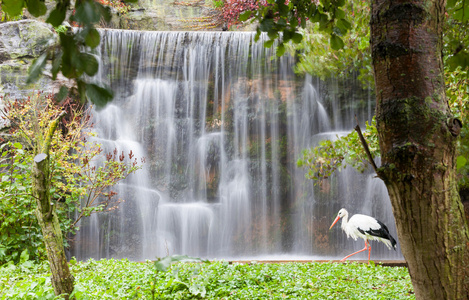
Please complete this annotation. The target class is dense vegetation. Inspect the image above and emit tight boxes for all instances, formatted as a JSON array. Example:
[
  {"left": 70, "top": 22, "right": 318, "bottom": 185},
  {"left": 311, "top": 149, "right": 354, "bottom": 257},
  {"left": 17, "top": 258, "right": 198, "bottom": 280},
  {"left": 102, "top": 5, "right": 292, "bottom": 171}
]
[
  {"left": 293, "top": 0, "right": 469, "bottom": 190},
  {"left": 0, "top": 258, "right": 414, "bottom": 299},
  {"left": 0, "top": 93, "right": 142, "bottom": 265}
]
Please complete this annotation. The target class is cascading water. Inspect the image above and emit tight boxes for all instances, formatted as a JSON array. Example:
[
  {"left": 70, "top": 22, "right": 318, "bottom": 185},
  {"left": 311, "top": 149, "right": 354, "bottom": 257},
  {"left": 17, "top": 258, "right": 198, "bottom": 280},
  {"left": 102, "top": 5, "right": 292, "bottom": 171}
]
[{"left": 72, "top": 30, "right": 403, "bottom": 261}]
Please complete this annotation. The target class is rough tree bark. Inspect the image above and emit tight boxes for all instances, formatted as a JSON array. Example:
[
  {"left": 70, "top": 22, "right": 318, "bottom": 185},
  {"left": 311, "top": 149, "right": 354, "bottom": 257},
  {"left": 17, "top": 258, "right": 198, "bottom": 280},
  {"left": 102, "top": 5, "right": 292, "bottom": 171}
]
[
  {"left": 370, "top": 0, "right": 469, "bottom": 298},
  {"left": 32, "top": 113, "right": 74, "bottom": 299}
]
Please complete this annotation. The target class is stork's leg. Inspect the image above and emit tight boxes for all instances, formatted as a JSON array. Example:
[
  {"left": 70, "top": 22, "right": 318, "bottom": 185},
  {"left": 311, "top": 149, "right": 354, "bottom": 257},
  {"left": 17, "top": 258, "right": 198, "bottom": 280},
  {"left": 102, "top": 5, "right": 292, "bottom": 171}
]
[
  {"left": 367, "top": 241, "right": 371, "bottom": 261},
  {"left": 340, "top": 239, "right": 369, "bottom": 262}
]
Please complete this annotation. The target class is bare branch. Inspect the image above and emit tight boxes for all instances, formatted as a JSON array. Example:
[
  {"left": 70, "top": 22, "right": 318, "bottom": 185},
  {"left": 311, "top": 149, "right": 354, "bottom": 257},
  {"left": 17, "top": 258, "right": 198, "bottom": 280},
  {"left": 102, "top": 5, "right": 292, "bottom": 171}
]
[{"left": 354, "top": 121, "right": 379, "bottom": 174}]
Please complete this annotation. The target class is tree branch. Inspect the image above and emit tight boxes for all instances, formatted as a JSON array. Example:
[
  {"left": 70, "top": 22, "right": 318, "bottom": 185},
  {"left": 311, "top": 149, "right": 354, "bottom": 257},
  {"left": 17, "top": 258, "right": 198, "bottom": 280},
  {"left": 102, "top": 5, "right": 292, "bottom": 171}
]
[
  {"left": 42, "top": 111, "right": 67, "bottom": 155},
  {"left": 354, "top": 123, "right": 379, "bottom": 174}
]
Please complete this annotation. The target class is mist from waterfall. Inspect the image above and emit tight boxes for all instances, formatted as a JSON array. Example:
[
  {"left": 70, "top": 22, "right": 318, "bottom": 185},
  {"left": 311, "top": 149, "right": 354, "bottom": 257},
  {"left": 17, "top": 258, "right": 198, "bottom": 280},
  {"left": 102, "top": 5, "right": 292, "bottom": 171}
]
[{"left": 72, "top": 30, "right": 403, "bottom": 261}]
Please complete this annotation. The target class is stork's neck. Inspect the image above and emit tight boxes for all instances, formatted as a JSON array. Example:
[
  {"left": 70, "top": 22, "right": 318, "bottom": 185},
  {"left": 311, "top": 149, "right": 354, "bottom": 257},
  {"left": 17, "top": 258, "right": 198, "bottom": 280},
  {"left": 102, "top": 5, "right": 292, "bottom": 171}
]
[{"left": 340, "top": 213, "right": 349, "bottom": 230}]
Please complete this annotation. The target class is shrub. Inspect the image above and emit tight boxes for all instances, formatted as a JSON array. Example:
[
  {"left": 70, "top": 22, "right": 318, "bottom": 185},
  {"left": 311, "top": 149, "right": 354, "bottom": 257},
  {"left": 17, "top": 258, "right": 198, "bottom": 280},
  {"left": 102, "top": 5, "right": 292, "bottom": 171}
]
[{"left": 0, "top": 92, "right": 143, "bottom": 264}]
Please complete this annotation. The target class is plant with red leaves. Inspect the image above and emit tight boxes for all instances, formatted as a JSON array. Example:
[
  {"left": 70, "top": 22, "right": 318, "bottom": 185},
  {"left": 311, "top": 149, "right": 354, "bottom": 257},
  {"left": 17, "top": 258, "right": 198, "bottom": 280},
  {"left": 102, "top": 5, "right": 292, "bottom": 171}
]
[
  {"left": 219, "top": 0, "right": 265, "bottom": 29},
  {"left": 96, "top": 0, "right": 131, "bottom": 15}
]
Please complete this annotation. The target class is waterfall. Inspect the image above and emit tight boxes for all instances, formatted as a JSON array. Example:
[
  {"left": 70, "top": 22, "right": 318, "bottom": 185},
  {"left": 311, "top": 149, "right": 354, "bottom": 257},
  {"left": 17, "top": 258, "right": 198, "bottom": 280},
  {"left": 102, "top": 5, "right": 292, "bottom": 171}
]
[{"left": 72, "top": 30, "right": 403, "bottom": 261}]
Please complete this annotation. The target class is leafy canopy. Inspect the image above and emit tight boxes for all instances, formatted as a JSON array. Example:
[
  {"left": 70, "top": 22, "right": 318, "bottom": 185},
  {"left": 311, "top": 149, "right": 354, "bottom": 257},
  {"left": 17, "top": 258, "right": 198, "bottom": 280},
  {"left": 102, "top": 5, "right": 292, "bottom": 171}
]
[
  {"left": 239, "top": 0, "right": 353, "bottom": 56},
  {"left": 240, "top": 0, "right": 469, "bottom": 185},
  {"left": 297, "top": 117, "right": 379, "bottom": 181}
]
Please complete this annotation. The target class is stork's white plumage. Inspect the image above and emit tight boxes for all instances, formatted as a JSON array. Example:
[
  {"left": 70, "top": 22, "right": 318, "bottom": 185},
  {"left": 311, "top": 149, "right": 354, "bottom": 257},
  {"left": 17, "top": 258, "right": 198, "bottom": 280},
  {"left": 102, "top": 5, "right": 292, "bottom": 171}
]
[{"left": 329, "top": 208, "right": 397, "bottom": 261}]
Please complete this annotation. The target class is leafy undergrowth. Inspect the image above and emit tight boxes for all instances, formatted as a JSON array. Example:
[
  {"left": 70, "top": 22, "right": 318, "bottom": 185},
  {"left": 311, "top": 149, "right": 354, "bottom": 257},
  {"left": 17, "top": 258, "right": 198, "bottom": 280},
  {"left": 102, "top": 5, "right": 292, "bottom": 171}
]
[{"left": 0, "top": 258, "right": 414, "bottom": 299}]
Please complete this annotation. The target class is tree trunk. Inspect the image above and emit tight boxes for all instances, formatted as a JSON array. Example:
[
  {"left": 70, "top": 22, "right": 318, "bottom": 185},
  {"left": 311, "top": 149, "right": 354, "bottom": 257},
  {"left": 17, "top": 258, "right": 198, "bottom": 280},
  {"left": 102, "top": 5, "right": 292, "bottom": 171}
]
[
  {"left": 370, "top": 0, "right": 469, "bottom": 299},
  {"left": 35, "top": 207, "right": 75, "bottom": 298},
  {"left": 32, "top": 115, "right": 74, "bottom": 299}
]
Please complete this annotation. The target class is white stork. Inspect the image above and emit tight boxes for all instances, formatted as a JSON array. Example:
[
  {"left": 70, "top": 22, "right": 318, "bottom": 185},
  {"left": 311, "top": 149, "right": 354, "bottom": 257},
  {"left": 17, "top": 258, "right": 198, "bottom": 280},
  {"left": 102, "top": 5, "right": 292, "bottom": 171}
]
[{"left": 329, "top": 208, "right": 397, "bottom": 261}]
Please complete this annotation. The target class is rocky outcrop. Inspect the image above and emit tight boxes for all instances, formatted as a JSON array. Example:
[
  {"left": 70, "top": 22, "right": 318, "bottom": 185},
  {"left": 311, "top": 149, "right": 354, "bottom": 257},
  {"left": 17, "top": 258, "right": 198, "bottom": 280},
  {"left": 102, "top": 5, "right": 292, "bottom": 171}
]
[
  {"left": 0, "top": 20, "right": 57, "bottom": 99},
  {"left": 105, "top": 0, "right": 225, "bottom": 31},
  {"left": 0, "top": 19, "right": 56, "bottom": 62}
]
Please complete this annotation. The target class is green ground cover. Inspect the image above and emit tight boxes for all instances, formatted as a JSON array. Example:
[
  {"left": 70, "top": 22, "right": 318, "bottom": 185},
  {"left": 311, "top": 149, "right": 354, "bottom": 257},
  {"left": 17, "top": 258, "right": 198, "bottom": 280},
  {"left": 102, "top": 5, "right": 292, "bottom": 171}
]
[{"left": 0, "top": 258, "right": 414, "bottom": 299}]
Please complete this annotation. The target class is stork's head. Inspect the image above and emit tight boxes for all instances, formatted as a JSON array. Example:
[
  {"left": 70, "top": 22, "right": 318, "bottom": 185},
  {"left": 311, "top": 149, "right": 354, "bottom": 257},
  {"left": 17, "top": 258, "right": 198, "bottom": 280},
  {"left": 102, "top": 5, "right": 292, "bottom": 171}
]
[{"left": 329, "top": 208, "right": 348, "bottom": 230}]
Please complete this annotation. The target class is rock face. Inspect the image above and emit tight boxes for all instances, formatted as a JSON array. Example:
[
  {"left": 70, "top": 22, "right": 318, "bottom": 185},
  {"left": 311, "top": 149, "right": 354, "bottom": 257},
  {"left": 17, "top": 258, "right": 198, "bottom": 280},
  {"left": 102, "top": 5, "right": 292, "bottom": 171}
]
[
  {"left": 107, "top": 0, "right": 225, "bottom": 31},
  {"left": 0, "top": 20, "right": 57, "bottom": 99},
  {"left": 102, "top": 3, "right": 221, "bottom": 31},
  {"left": 0, "top": 19, "right": 56, "bottom": 62},
  {"left": 0, "top": 20, "right": 58, "bottom": 131},
  {"left": 103, "top": 0, "right": 257, "bottom": 31}
]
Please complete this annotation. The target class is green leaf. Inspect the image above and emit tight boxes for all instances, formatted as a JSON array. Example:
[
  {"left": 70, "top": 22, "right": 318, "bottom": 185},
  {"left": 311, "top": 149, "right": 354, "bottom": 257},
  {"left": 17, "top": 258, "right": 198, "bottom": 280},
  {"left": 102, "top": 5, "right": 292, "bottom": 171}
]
[
  {"left": 73, "top": 0, "right": 102, "bottom": 24},
  {"left": 290, "top": 15, "right": 298, "bottom": 28},
  {"left": 457, "top": 156, "right": 467, "bottom": 170},
  {"left": 77, "top": 79, "right": 87, "bottom": 103},
  {"left": 56, "top": 86, "right": 69, "bottom": 103},
  {"left": 335, "top": 0, "right": 345, "bottom": 6},
  {"left": 19, "top": 249, "right": 29, "bottom": 264},
  {"left": 330, "top": 34, "right": 345, "bottom": 50},
  {"left": 59, "top": 32, "right": 80, "bottom": 78},
  {"left": 189, "top": 283, "right": 206, "bottom": 297},
  {"left": 239, "top": 10, "right": 252, "bottom": 22},
  {"left": 51, "top": 51, "right": 63, "bottom": 80},
  {"left": 447, "top": 0, "right": 457, "bottom": 9},
  {"left": 26, "top": 0, "right": 47, "bottom": 17},
  {"left": 311, "top": 11, "right": 322, "bottom": 23},
  {"left": 283, "top": 30, "right": 293, "bottom": 41},
  {"left": 2, "top": 0, "right": 25, "bottom": 17},
  {"left": 254, "top": 29, "right": 261, "bottom": 42},
  {"left": 277, "top": 18, "right": 286, "bottom": 27},
  {"left": 276, "top": 43, "right": 286, "bottom": 57},
  {"left": 46, "top": 6, "right": 67, "bottom": 27},
  {"left": 86, "top": 83, "right": 114, "bottom": 108},
  {"left": 318, "top": 13, "right": 329, "bottom": 29},
  {"left": 268, "top": 29, "right": 278, "bottom": 40},
  {"left": 335, "top": 8, "right": 345, "bottom": 19},
  {"left": 337, "top": 18, "right": 351, "bottom": 31},
  {"left": 292, "top": 32, "right": 303, "bottom": 43},
  {"left": 297, "top": 159, "right": 304, "bottom": 167},
  {"left": 27, "top": 53, "right": 48, "bottom": 84},
  {"left": 278, "top": 2, "right": 289, "bottom": 16},
  {"left": 154, "top": 255, "right": 205, "bottom": 272},
  {"left": 260, "top": 18, "right": 275, "bottom": 32},
  {"left": 264, "top": 39, "right": 275, "bottom": 48},
  {"left": 447, "top": 51, "right": 469, "bottom": 70},
  {"left": 0, "top": 247, "right": 6, "bottom": 259},
  {"left": 78, "top": 53, "right": 99, "bottom": 76},
  {"left": 97, "top": 2, "right": 112, "bottom": 22},
  {"left": 13, "top": 142, "right": 23, "bottom": 149},
  {"left": 358, "top": 37, "right": 369, "bottom": 51}
]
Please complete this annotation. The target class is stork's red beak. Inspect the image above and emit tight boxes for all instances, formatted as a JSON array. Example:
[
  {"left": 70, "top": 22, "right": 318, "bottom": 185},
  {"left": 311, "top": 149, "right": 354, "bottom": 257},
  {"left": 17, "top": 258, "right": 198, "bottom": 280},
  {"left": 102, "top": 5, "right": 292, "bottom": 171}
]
[{"left": 329, "top": 215, "right": 340, "bottom": 230}]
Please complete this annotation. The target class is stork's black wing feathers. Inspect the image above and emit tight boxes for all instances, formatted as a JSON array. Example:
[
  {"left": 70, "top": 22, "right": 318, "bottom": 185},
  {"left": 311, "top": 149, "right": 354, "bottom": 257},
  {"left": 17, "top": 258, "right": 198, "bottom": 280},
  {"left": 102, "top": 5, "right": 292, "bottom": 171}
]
[{"left": 357, "top": 220, "right": 397, "bottom": 249}]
